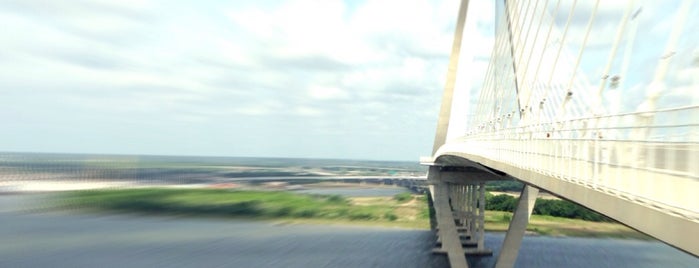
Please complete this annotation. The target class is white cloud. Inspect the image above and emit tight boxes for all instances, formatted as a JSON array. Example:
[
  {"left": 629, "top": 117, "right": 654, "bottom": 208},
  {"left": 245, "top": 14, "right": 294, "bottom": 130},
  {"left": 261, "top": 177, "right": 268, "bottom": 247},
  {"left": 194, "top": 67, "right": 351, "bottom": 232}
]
[
  {"left": 294, "top": 106, "right": 323, "bottom": 116},
  {"left": 307, "top": 85, "right": 349, "bottom": 100},
  {"left": 0, "top": 0, "right": 469, "bottom": 160}
]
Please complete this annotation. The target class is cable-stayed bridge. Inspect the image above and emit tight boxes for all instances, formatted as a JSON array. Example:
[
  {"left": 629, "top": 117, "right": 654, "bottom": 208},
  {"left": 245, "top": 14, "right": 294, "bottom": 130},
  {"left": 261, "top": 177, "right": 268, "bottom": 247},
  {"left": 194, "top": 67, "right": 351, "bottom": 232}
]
[{"left": 423, "top": 0, "right": 698, "bottom": 267}]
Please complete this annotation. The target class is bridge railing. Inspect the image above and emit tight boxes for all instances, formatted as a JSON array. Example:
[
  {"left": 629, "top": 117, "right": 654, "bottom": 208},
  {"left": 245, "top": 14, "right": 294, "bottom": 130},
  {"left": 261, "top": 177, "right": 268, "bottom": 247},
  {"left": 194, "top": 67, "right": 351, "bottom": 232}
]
[{"left": 452, "top": 105, "right": 699, "bottom": 220}]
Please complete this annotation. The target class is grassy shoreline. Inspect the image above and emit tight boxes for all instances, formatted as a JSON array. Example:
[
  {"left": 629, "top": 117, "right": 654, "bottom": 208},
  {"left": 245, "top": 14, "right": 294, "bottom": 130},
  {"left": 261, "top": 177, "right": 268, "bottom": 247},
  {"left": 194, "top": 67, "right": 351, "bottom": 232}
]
[{"left": 55, "top": 188, "right": 649, "bottom": 240}]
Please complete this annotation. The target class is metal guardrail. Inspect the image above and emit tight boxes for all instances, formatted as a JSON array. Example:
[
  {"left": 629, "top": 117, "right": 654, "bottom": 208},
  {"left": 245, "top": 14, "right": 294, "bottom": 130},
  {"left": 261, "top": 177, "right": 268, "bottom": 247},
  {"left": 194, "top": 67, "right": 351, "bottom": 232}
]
[{"left": 452, "top": 105, "right": 699, "bottom": 220}]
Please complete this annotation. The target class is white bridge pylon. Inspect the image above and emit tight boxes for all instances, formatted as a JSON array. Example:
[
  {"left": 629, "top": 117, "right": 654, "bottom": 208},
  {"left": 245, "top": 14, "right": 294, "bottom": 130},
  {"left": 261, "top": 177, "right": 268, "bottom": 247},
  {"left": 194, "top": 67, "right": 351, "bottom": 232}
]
[{"left": 427, "top": 0, "right": 699, "bottom": 267}]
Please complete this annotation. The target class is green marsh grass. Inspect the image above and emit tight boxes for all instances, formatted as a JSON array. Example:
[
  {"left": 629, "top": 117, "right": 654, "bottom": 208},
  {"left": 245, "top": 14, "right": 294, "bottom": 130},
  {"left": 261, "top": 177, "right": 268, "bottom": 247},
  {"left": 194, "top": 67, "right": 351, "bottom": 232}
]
[{"left": 58, "top": 188, "right": 650, "bottom": 238}]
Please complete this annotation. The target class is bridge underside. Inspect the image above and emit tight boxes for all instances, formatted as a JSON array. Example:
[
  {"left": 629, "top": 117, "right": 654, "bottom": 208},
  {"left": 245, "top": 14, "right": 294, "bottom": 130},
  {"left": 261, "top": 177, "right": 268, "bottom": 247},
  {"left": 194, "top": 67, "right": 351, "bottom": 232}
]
[
  {"left": 428, "top": 152, "right": 699, "bottom": 264},
  {"left": 426, "top": 156, "right": 513, "bottom": 267}
]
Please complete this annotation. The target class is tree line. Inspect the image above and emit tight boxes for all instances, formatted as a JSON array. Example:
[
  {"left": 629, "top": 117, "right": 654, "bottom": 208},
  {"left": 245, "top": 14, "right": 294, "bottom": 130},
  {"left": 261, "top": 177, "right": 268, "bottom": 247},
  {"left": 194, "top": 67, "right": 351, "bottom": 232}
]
[{"left": 485, "top": 193, "right": 612, "bottom": 222}]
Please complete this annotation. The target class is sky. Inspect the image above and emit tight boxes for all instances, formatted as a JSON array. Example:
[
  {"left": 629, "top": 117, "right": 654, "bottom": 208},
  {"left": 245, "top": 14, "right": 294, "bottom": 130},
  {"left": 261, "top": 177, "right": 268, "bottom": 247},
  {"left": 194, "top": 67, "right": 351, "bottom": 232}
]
[
  {"left": 1, "top": 0, "right": 696, "bottom": 161},
  {"left": 0, "top": 0, "right": 499, "bottom": 161},
  {"left": 455, "top": 0, "right": 698, "bottom": 142}
]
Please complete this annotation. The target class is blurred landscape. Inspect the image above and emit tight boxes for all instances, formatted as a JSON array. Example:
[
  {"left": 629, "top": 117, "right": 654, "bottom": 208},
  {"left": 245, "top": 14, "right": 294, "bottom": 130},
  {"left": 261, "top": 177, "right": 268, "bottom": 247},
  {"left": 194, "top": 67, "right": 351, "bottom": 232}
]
[
  {"left": 0, "top": 152, "right": 426, "bottom": 192},
  {"left": 1, "top": 152, "right": 697, "bottom": 267},
  {"left": 0, "top": 151, "right": 672, "bottom": 238}
]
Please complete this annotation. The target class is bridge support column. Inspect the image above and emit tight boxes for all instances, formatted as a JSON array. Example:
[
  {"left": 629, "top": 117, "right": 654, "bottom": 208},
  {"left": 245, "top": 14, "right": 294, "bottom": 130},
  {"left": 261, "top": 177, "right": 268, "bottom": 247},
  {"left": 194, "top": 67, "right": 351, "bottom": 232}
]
[
  {"left": 463, "top": 182, "right": 488, "bottom": 254},
  {"left": 438, "top": 182, "right": 492, "bottom": 256},
  {"left": 477, "top": 182, "right": 485, "bottom": 250},
  {"left": 495, "top": 185, "right": 539, "bottom": 268},
  {"left": 433, "top": 182, "right": 469, "bottom": 268}
]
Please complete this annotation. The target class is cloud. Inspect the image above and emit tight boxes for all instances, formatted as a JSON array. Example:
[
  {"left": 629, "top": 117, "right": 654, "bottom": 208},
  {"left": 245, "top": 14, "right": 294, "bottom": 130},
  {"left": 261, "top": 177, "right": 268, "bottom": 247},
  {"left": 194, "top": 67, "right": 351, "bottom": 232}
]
[
  {"left": 307, "top": 85, "right": 349, "bottom": 101},
  {"left": 293, "top": 106, "right": 323, "bottom": 116},
  {"left": 0, "top": 0, "right": 471, "bottom": 160}
]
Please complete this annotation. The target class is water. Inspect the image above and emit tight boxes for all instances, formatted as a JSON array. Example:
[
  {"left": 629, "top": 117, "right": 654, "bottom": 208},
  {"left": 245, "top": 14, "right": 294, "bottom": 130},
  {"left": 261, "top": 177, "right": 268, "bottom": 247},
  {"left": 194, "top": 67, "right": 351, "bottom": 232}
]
[
  {"left": 1, "top": 153, "right": 697, "bottom": 267},
  {"left": 1, "top": 195, "right": 444, "bottom": 267},
  {"left": 0, "top": 152, "right": 425, "bottom": 186},
  {"left": 474, "top": 233, "right": 697, "bottom": 268},
  {"left": 1, "top": 195, "right": 696, "bottom": 268}
]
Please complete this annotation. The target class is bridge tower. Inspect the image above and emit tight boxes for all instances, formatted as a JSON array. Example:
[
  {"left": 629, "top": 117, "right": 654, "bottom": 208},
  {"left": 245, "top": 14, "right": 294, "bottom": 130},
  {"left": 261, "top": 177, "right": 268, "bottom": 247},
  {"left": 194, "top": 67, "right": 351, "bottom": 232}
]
[{"left": 425, "top": 0, "right": 698, "bottom": 267}]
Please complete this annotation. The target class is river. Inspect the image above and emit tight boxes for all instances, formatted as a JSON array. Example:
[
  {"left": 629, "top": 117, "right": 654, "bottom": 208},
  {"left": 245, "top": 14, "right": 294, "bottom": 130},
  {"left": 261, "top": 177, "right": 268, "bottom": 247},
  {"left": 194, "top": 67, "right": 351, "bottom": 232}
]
[
  {"left": 0, "top": 194, "right": 696, "bottom": 268},
  {"left": 0, "top": 154, "right": 696, "bottom": 267}
]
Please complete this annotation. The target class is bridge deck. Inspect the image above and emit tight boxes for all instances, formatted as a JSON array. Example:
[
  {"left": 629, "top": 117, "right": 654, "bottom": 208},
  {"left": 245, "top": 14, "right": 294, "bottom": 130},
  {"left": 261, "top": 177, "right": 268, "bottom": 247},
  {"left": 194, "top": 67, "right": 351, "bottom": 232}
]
[{"left": 435, "top": 141, "right": 699, "bottom": 256}]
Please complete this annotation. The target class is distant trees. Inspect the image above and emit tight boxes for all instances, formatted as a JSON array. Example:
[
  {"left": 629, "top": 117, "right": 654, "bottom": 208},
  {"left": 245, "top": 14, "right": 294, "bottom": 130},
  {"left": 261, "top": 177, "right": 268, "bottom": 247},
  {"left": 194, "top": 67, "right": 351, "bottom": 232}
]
[
  {"left": 485, "top": 193, "right": 612, "bottom": 222},
  {"left": 485, "top": 194, "right": 518, "bottom": 212},
  {"left": 485, "top": 180, "right": 524, "bottom": 192},
  {"left": 534, "top": 199, "right": 610, "bottom": 222}
]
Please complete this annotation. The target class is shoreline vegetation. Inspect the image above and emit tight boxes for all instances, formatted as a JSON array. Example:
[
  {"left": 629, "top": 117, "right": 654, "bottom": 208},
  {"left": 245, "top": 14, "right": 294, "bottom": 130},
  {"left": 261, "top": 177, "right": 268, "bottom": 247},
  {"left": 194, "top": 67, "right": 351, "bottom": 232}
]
[{"left": 55, "top": 187, "right": 650, "bottom": 240}]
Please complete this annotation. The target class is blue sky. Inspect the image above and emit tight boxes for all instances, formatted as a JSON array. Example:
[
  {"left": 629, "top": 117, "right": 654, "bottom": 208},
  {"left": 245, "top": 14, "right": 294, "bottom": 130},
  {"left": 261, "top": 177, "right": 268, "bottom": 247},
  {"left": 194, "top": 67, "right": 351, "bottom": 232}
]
[{"left": 0, "top": 0, "right": 498, "bottom": 161}]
